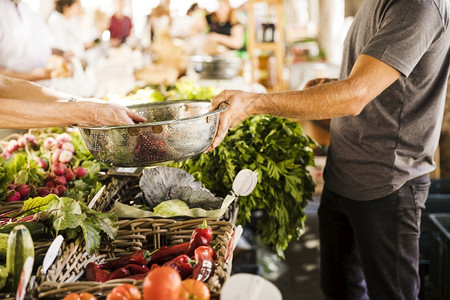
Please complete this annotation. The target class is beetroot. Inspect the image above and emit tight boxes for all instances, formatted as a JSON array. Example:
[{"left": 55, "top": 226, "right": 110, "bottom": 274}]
[
  {"left": 15, "top": 184, "right": 30, "bottom": 199},
  {"left": 6, "top": 191, "right": 21, "bottom": 202},
  {"left": 59, "top": 150, "right": 73, "bottom": 163},
  {"left": 74, "top": 167, "right": 87, "bottom": 178}
]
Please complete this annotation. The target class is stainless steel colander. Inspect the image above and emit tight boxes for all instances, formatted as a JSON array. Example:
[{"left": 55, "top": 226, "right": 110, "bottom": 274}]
[{"left": 77, "top": 100, "right": 228, "bottom": 167}]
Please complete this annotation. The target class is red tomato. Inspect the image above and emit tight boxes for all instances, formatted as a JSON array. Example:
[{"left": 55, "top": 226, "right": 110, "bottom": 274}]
[
  {"left": 143, "top": 266, "right": 182, "bottom": 300},
  {"left": 107, "top": 284, "right": 142, "bottom": 300},
  {"left": 63, "top": 293, "right": 81, "bottom": 300},
  {"left": 179, "top": 279, "right": 210, "bottom": 300},
  {"left": 80, "top": 292, "right": 97, "bottom": 300}
]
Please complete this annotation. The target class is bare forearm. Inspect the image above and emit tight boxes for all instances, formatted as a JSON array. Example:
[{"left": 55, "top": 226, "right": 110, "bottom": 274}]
[
  {"left": 0, "top": 99, "right": 91, "bottom": 129},
  {"left": 0, "top": 74, "right": 71, "bottom": 102},
  {"left": 252, "top": 79, "right": 367, "bottom": 120}
]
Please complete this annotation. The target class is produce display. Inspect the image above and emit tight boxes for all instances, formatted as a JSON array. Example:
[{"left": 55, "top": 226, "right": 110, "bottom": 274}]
[
  {"left": 106, "top": 79, "right": 218, "bottom": 105},
  {"left": 174, "top": 115, "right": 317, "bottom": 258},
  {"left": 85, "top": 221, "right": 214, "bottom": 282},
  {"left": 0, "top": 129, "right": 105, "bottom": 203}
]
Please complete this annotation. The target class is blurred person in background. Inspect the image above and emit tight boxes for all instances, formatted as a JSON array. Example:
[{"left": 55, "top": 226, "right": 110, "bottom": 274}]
[
  {"left": 204, "top": 0, "right": 244, "bottom": 54},
  {"left": 0, "top": 74, "right": 146, "bottom": 129},
  {"left": 0, "top": 0, "right": 55, "bottom": 82},
  {"left": 108, "top": 0, "right": 132, "bottom": 47}
]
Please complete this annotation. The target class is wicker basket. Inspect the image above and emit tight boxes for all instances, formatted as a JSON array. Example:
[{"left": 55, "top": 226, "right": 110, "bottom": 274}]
[
  {"left": 37, "top": 217, "right": 235, "bottom": 299},
  {"left": 96, "top": 175, "right": 239, "bottom": 224}
]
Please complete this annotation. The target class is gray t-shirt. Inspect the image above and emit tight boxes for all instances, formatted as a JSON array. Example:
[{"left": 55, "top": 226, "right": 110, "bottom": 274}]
[{"left": 324, "top": 0, "right": 450, "bottom": 200}]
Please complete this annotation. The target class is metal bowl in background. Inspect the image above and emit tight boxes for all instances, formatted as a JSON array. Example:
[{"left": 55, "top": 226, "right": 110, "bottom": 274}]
[
  {"left": 189, "top": 55, "right": 242, "bottom": 79},
  {"left": 78, "top": 101, "right": 228, "bottom": 167}
]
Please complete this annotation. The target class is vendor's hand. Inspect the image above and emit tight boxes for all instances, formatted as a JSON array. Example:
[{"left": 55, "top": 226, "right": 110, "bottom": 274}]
[
  {"left": 206, "top": 90, "right": 261, "bottom": 152},
  {"left": 84, "top": 102, "right": 147, "bottom": 126},
  {"left": 206, "top": 32, "right": 222, "bottom": 44},
  {"left": 303, "top": 78, "right": 338, "bottom": 89}
]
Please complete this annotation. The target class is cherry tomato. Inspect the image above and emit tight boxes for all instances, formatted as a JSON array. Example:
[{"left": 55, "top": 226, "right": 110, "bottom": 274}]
[
  {"left": 106, "top": 284, "right": 142, "bottom": 300},
  {"left": 143, "top": 266, "right": 182, "bottom": 300},
  {"left": 63, "top": 293, "right": 81, "bottom": 300},
  {"left": 179, "top": 279, "right": 210, "bottom": 300},
  {"left": 80, "top": 292, "right": 97, "bottom": 300},
  {"left": 63, "top": 292, "right": 97, "bottom": 300}
]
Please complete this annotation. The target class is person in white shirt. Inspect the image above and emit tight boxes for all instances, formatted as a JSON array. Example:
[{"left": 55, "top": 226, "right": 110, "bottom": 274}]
[{"left": 0, "top": 0, "right": 53, "bottom": 81}]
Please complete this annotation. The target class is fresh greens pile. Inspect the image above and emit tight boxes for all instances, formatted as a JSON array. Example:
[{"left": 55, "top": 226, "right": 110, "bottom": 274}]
[
  {"left": 174, "top": 115, "right": 317, "bottom": 258},
  {"left": 0, "top": 194, "right": 118, "bottom": 254},
  {"left": 119, "top": 79, "right": 218, "bottom": 104}
]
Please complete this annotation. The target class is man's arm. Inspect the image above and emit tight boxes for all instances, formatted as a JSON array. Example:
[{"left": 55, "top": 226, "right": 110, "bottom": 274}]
[
  {"left": 208, "top": 54, "right": 401, "bottom": 149},
  {"left": 0, "top": 74, "right": 70, "bottom": 102},
  {"left": 0, "top": 67, "right": 52, "bottom": 82}
]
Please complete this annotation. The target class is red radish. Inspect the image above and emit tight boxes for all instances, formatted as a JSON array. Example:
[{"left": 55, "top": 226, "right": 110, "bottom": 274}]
[
  {"left": 6, "top": 191, "right": 21, "bottom": 202},
  {"left": 61, "top": 142, "right": 75, "bottom": 153},
  {"left": 44, "top": 174, "right": 56, "bottom": 182},
  {"left": 50, "top": 187, "right": 60, "bottom": 196},
  {"left": 53, "top": 176, "right": 67, "bottom": 186},
  {"left": 7, "top": 183, "right": 15, "bottom": 190},
  {"left": 23, "top": 133, "right": 36, "bottom": 146},
  {"left": 6, "top": 140, "right": 19, "bottom": 153},
  {"left": 15, "top": 184, "right": 30, "bottom": 199},
  {"left": 74, "top": 167, "right": 87, "bottom": 178},
  {"left": 59, "top": 150, "right": 73, "bottom": 163},
  {"left": 36, "top": 157, "right": 48, "bottom": 170},
  {"left": 52, "top": 149, "right": 62, "bottom": 163},
  {"left": 56, "top": 133, "right": 71, "bottom": 147},
  {"left": 52, "top": 163, "right": 67, "bottom": 176},
  {"left": 44, "top": 137, "right": 57, "bottom": 150},
  {"left": 1, "top": 151, "right": 12, "bottom": 159},
  {"left": 56, "top": 185, "right": 66, "bottom": 195},
  {"left": 45, "top": 181, "right": 55, "bottom": 188},
  {"left": 37, "top": 187, "right": 50, "bottom": 197},
  {"left": 64, "top": 169, "right": 75, "bottom": 181},
  {"left": 17, "top": 137, "right": 25, "bottom": 148}
]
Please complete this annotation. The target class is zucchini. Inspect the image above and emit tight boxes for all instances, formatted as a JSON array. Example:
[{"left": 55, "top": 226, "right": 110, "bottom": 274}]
[
  {"left": 6, "top": 225, "right": 34, "bottom": 292},
  {"left": 0, "top": 265, "right": 6, "bottom": 291},
  {"left": 0, "top": 233, "right": 8, "bottom": 261},
  {"left": 0, "top": 221, "right": 48, "bottom": 239}
]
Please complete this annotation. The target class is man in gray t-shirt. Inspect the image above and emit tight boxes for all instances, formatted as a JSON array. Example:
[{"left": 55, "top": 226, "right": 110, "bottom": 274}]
[{"left": 208, "top": 0, "right": 449, "bottom": 298}]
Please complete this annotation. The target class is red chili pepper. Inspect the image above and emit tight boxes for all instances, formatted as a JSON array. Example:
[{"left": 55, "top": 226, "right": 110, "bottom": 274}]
[
  {"left": 124, "top": 273, "right": 148, "bottom": 280},
  {"left": 125, "top": 264, "right": 150, "bottom": 275},
  {"left": 163, "top": 254, "right": 194, "bottom": 279},
  {"left": 107, "top": 267, "right": 131, "bottom": 281},
  {"left": 149, "top": 242, "right": 190, "bottom": 265},
  {"left": 192, "top": 246, "right": 217, "bottom": 282},
  {"left": 186, "top": 220, "right": 213, "bottom": 257},
  {"left": 85, "top": 262, "right": 109, "bottom": 282},
  {"left": 100, "top": 249, "right": 152, "bottom": 270}
]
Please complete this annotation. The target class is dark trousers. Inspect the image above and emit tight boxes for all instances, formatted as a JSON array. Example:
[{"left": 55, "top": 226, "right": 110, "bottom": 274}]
[{"left": 318, "top": 174, "right": 430, "bottom": 300}]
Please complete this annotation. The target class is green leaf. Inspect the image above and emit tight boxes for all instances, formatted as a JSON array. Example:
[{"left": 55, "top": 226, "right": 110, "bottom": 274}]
[{"left": 19, "top": 194, "right": 59, "bottom": 216}]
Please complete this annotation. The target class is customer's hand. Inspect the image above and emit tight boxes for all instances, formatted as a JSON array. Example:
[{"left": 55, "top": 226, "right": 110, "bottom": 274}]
[
  {"left": 79, "top": 102, "right": 147, "bottom": 127},
  {"left": 206, "top": 90, "right": 261, "bottom": 151}
]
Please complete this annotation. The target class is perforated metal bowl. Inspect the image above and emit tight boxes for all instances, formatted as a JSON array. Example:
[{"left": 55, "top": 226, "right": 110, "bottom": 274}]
[{"left": 78, "top": 100, "right": 228, "bottom": 167}]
